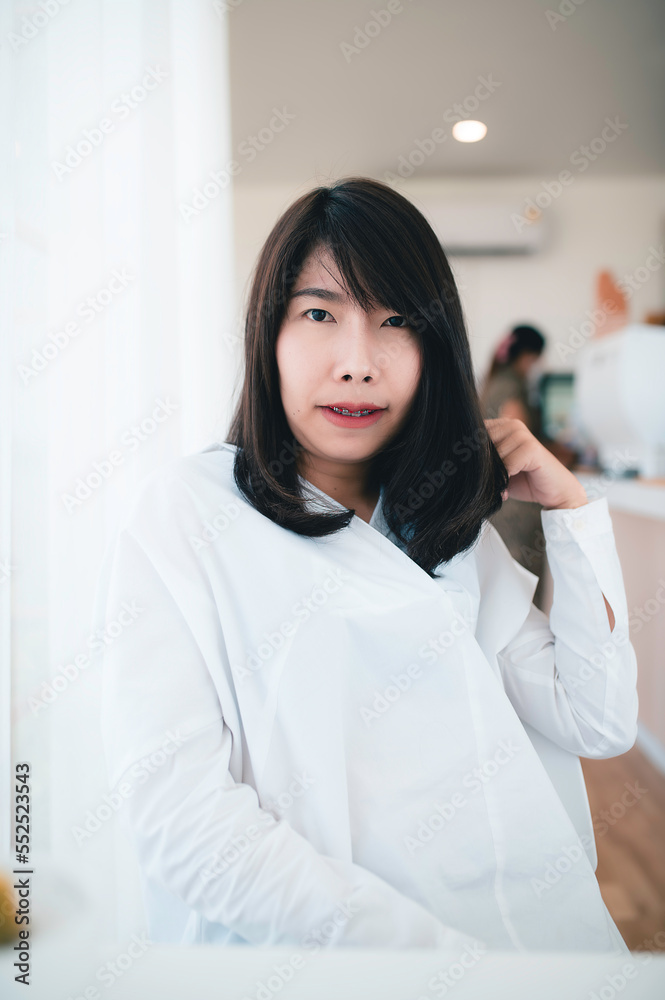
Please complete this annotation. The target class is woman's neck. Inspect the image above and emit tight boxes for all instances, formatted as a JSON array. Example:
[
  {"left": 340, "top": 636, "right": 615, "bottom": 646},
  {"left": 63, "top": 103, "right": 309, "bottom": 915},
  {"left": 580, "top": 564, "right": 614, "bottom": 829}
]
[{"left": 297, "top": 455, "right": 379, "bottom": 521}]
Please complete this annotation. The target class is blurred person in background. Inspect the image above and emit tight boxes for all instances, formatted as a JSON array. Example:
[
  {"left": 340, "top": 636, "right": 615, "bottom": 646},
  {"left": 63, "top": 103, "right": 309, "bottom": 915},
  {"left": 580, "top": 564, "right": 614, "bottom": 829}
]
[
  {"left": 480, "top": 324, "right": 575, "bottom": 609},
  {"left": 481, "top": 324, "right": 545, "bottom": 431}
]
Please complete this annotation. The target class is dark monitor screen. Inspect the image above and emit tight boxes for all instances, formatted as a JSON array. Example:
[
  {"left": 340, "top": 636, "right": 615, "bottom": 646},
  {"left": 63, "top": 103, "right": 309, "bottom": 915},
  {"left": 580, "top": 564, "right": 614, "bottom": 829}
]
[
  {"left": 538, "top": 372, "right": 576, "bottom": 443},
  {"left": 537, "top": 371, "right": 638, "bottom": 472}
]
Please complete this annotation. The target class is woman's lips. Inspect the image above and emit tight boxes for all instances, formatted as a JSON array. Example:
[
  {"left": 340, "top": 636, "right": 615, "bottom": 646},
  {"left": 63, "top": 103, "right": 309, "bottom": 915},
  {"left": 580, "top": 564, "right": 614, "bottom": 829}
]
[{"left": 320, "top": 406, "right": 386, "bottom": 428}]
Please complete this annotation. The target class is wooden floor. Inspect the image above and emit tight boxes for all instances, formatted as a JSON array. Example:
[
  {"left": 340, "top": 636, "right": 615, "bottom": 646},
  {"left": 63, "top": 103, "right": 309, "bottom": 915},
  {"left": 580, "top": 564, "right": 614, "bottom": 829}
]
[{"left": 582, "top": 743, "right": 665, "bottom": 951}]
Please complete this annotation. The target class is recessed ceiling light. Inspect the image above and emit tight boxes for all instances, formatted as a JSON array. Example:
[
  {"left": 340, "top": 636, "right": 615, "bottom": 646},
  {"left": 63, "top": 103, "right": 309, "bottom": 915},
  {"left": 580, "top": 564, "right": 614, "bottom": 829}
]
[{"left": 452, "top": 120, "right": 487, "bottom": 143}]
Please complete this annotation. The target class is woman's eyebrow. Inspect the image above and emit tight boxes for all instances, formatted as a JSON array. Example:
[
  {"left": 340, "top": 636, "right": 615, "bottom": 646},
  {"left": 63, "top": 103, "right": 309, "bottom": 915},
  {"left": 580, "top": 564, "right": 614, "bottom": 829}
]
[{"left": 289, "top": 287, "right": 347, "bottom": 303}]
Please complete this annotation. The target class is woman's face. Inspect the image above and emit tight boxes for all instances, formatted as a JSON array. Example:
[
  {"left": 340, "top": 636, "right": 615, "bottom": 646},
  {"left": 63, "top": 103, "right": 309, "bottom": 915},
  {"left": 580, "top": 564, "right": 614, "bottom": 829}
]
[{"left": 275, "top": 248, "right": 422, "bottom": 471}]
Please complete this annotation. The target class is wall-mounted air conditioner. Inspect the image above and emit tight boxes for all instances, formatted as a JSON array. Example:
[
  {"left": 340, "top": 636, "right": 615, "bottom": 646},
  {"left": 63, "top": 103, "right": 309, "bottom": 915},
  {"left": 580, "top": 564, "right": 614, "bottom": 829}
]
[{"left": 420, "top": 198, "right": 548, "bottom": 256}]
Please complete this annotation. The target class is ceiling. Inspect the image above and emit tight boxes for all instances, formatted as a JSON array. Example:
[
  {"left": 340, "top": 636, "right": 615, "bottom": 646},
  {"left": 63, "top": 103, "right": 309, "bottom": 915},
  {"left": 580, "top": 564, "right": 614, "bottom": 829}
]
[{"left": 228, "top": 0, "right": 665, "bottom": 183}]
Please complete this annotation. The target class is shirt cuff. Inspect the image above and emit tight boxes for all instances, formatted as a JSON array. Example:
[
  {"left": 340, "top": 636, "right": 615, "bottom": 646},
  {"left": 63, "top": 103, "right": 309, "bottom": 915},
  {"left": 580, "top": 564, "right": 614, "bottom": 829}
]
[{"left": 540, "top": 495, "right": 613, "bottom": 543}]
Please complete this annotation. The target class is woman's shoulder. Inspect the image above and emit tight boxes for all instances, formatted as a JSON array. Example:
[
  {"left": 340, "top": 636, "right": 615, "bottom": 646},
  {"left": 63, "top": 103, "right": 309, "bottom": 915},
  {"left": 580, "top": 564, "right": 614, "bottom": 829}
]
[
  {"left": 115, "top": 442, "right": 240, "bottom": 538},
  {"left": 470, "top": 519, "right": 540, "bottom": 653},
  {"left": 473, "top": 518, "right": 535, "bottom": 581}
]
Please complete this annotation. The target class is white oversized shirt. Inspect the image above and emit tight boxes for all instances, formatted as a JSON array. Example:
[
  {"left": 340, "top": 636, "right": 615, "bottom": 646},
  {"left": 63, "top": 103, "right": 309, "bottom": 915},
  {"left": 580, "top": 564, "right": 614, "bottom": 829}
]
[{"left": 94, "top": 441, "right": 639, "bottom": 953}]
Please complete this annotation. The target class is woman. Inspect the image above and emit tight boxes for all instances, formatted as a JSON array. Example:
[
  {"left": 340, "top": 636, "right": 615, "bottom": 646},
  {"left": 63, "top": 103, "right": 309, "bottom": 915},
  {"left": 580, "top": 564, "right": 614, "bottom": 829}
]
[
  {"left": 480, "top": 325, "right": 545, "bottom": 432},
  {"left": 95, "top": 178, "right": 637, "bottom": 954},
  {"left": 479, "top": 325, "right": 548, "bottom": 608}
]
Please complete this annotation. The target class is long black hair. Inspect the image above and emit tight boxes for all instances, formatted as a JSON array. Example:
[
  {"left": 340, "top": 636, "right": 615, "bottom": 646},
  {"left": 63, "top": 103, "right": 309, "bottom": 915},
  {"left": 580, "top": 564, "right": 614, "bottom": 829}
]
[{"left": 226, "top": 177, "right": 508, "bottom": 577}]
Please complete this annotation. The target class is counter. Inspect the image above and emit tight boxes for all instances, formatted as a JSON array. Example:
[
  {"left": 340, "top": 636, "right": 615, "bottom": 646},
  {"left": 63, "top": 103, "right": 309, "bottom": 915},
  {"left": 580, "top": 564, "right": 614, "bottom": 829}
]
[
  {"left": 572, "top": 468, "right": 665, "bottom": 768},
  {"left": 573, "top": 469, "right": 665, "bottom": 521}
]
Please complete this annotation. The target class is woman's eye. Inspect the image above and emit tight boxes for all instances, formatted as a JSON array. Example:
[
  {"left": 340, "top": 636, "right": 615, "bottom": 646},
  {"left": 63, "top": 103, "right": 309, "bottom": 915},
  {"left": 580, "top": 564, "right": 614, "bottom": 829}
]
[
  {"left": 304, "top": 308, "right": 332, "bottom": 322},
  {"left": 303, "top": 309, "right": 408, "bottom": 327}
]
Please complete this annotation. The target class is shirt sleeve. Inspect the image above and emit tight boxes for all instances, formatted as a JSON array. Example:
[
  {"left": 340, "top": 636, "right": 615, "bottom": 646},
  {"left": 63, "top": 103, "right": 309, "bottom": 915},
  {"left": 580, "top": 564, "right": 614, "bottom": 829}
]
[
  {"left": 95, "top": 479, "right": 487, "bottom": 952},
  {"left": 494, "top": 496, "right": 639, "bottom": 759}
]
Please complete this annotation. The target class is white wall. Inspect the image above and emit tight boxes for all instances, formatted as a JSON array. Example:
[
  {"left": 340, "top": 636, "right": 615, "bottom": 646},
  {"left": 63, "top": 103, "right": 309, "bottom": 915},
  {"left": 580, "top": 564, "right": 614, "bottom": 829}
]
[{"left": 231, "top": 174, "right": 665, "bottom": 383}]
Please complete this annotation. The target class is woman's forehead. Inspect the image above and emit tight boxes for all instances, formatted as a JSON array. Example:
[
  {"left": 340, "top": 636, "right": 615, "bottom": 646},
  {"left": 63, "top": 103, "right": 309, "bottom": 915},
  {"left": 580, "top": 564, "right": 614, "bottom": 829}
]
[
  {"left": 290, "top": 249, "right": 385, "bottom": 311},
  {"left": 295, "top": 247, "right": 341, "bottom": 286}
]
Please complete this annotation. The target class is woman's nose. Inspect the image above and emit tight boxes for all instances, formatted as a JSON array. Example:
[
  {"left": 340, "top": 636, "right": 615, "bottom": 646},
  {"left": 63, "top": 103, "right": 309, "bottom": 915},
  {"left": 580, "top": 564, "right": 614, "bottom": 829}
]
[{"left": 332, "top": 320, "right": 381, "bottom": 379}]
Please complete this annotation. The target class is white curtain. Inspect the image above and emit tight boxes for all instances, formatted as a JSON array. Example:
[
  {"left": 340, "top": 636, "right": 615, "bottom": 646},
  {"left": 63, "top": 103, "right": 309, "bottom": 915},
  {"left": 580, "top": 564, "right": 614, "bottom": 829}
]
[{"left": 2, "top": 0, "right": 238, "bottom": 942}]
